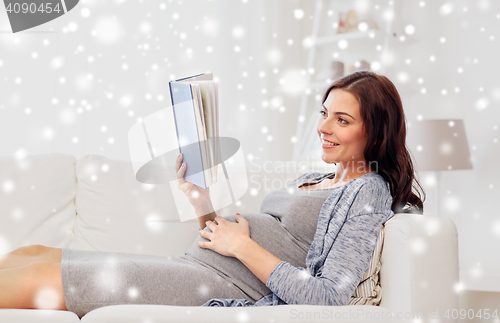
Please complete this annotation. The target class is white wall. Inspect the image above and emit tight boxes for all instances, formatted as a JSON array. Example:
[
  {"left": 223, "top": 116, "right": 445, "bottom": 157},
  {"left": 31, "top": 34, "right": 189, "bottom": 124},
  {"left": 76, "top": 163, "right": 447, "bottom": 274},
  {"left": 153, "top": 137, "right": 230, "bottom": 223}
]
[{"left": 0, "top": 0, "right": 276, "bottom": 163}]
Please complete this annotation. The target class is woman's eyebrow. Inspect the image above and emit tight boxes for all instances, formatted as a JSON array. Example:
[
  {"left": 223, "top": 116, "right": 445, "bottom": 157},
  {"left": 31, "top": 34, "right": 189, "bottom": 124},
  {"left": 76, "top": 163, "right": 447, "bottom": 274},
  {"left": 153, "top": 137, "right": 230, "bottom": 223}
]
[{"left": 322, "top": 104, "right": 355, "bottom": 120}]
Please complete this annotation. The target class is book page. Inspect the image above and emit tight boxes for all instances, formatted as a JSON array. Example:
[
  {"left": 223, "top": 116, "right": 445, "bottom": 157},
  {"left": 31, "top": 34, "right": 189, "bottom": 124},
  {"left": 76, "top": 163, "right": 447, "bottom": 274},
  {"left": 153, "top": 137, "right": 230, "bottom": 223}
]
[
  {"left": 214, "top": 82, "right": 219, "bottom": 174},
  {"left": 195, "top": 81, "right": 216, "bottom": 183},
  {"left": 190, "top": 84, "right": 210, "bottom": 186},
  {"left": 208, "top": 81, "right": 218, "bottom": 180},
  {"left": 194, "top": 84, "right": 213, "bottom": 187},
  {"left": 190, "top": 84, "right": 207, "bottom": 142}
]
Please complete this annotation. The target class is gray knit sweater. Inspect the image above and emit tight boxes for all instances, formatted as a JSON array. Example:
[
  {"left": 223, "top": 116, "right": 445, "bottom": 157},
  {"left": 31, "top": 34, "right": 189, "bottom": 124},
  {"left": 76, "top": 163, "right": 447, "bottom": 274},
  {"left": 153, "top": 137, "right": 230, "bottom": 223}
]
[{"left": 201, "top": 171, "right": 395, "bottom": 307}]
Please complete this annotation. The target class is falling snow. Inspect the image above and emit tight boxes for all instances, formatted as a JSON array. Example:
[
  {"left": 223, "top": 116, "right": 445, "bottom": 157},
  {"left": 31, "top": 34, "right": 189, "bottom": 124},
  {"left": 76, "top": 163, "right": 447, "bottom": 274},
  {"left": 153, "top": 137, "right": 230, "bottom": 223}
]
[{"left": 0, "top": 1, "right": 499, "bottom": 316}]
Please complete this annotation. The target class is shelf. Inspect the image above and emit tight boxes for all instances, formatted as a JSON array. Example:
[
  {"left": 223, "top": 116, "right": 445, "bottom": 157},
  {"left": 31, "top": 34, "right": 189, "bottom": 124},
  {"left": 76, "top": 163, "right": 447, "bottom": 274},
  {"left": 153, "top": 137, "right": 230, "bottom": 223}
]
[
  {"left": 304, "top": 31, "right": 417, "bottom": 51},
  {"left": 304, "top": 29, "right": 386, "bottom": 47}
]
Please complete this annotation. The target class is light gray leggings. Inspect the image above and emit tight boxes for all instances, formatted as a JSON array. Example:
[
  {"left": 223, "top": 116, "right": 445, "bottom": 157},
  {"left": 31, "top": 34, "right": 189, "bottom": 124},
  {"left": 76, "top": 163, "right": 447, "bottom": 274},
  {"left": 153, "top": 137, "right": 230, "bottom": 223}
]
[{"left": 61, "top": 248, "right": 252, "bottom": 318}]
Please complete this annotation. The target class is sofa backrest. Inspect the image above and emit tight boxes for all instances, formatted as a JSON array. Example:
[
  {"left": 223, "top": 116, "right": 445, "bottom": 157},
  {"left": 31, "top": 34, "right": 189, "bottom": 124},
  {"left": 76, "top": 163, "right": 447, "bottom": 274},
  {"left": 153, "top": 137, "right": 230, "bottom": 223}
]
[
  {"left": 0, "top": 153, "right": 305, "bottom": 257},
  {"left": 72, "top": 154, "right": 201, "bottom": 257},
  {"left": 72, "top": 155, "right": 307, "bottom": 257},
  {"left": 0, "top": 153, "right": 77, "bottom": 252}
]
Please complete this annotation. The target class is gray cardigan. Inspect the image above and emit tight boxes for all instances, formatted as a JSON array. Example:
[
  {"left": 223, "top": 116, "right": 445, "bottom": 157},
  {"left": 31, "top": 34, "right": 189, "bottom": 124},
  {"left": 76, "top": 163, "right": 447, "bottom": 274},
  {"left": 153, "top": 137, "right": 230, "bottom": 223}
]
[{"left": 201, "top": 171, "right": 395, "bottom": 307}]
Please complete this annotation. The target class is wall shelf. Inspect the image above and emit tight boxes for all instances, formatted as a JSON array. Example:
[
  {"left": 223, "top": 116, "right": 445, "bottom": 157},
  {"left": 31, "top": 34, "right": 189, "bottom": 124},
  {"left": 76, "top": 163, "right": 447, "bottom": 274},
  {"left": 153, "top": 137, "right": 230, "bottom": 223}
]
[{"left": 308, "top": 29, "right": 385, "bottom": 47}]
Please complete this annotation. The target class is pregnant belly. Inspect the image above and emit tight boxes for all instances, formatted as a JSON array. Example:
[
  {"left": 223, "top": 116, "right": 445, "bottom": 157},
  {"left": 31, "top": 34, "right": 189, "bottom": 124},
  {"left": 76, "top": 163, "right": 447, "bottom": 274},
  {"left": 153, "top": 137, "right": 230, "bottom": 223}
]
[{"left": 182, "top": 213, "right": 310, "bottom": 298}]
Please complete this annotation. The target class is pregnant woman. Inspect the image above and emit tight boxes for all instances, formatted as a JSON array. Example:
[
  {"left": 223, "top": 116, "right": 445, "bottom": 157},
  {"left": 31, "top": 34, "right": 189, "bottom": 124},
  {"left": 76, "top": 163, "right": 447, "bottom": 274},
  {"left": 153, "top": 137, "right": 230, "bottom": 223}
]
[{"left": 0, "top": 71, "right": 425, "bottom": 318}]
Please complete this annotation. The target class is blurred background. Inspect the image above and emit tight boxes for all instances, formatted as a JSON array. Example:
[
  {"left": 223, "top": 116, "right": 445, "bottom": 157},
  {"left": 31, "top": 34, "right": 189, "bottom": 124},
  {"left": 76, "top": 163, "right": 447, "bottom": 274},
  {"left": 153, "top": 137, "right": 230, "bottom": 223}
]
[{"left": 1, "top": 0, "right": 499, "bottom": 314}]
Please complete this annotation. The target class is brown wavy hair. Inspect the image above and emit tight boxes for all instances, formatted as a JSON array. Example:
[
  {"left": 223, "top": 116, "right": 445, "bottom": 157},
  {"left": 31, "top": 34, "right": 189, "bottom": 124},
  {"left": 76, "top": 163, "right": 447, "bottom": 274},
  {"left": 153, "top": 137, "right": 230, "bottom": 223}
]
[{"left": 322, "top": 70, "right": 425, "bottom": 214}]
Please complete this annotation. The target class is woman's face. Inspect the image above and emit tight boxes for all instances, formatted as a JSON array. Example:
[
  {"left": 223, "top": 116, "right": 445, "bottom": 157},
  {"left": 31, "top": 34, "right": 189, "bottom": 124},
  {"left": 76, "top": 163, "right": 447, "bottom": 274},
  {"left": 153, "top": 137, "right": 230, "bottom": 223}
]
[{"left": 317, "top": 89, "right": 368, "bottom": 165}]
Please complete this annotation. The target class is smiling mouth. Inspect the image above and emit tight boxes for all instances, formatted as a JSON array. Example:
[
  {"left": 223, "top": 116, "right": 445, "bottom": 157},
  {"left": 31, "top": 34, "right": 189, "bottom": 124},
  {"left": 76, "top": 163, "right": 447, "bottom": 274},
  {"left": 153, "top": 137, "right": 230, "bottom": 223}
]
[{"left": 322, "top": 139, "right": 340, "bottom": 146}]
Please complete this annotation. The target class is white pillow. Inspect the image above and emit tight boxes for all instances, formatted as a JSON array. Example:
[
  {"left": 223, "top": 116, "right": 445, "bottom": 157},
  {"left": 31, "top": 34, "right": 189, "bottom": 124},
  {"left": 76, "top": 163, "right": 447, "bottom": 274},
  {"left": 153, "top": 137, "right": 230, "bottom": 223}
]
[
  {"left": 0, "top": 153, "right": 76, "bottom": 252},
  {"left": 73, "top": 154, "right": 200, "bottom": 257}
]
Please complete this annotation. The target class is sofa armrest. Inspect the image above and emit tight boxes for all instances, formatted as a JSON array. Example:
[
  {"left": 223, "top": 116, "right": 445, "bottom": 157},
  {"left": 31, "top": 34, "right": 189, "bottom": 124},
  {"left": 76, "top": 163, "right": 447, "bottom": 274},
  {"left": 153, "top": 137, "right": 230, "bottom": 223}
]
[{"left": 379, "top": 214, "right": 459, "bottom": 322}]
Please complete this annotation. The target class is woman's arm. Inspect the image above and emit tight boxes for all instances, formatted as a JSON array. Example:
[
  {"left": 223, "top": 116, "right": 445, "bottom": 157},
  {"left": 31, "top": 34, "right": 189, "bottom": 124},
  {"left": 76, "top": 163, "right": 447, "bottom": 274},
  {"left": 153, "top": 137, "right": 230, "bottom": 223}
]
[
  {"left": 194, "top": 199, "right": 217, "bottom": 230},
  {"left": 197, "top": 173, "right": 330, "bottom": 277},
  {"left": 234, "top": 237, "right": 282, "bottom": 285},
  {"left": 233, "top": 172, "right": 326, "bottom": 283},
  {"left": 264, "top": 213, "right": 387, "bottom": 306}
]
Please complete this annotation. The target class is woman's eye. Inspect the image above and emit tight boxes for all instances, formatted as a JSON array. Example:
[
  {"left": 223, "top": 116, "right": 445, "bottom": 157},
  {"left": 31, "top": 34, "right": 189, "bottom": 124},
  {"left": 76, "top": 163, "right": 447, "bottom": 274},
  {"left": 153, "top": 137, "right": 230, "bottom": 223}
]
[{"left": 319, "top": 111, "right": 348, "bottom": 124}]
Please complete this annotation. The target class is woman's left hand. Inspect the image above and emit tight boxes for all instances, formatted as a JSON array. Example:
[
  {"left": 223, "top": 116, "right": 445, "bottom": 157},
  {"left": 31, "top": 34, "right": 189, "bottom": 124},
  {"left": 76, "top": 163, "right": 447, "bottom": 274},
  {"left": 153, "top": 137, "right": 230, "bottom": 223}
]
[{"left": 198, "top": 213, "right": 250, "bottom": 258}]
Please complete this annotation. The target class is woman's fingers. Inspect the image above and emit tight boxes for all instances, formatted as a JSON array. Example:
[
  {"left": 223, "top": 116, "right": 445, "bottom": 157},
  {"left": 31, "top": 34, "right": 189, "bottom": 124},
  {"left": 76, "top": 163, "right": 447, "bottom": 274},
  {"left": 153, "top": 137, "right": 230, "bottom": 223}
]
[
  {"left": 175, "top": 153, "right": 183, "bottom": 171},
  {"left": 175, "top": 153, "right": 187, "bottom": 185},
  {"left": 205, "top": 220, "right": 217, "bottom": 231},
  {"left": 199, "top": 228, "right": 213, "bottom": 240},
  {"left": 214, "top": 216, "right": 225, "bottom": 224}
]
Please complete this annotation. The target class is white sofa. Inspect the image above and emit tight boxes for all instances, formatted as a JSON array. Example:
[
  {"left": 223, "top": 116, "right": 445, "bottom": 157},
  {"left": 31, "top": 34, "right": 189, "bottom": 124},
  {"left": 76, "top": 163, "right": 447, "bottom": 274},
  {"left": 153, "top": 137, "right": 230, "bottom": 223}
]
[{"left": 0, "top": 153, "right": 460, "bottom": 323}]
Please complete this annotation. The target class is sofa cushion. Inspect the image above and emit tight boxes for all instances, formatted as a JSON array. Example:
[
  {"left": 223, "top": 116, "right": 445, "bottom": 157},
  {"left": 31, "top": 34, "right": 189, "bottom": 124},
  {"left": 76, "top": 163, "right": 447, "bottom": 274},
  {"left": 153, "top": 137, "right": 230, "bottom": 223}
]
[
  {"left": 348, "top": 224, "right": 385, "bottom": 305},
  {"left": 0, "top": 153, "right": 76, "bottom": 251},
  {"left": 73, "top": 154, "right": 199, "bottom": 257},
  {"left": 0, "top": 309, "right": 80, "bottom": 323},
  {"left": 79, "top": 304, "right": 395, "bottom": 323}
]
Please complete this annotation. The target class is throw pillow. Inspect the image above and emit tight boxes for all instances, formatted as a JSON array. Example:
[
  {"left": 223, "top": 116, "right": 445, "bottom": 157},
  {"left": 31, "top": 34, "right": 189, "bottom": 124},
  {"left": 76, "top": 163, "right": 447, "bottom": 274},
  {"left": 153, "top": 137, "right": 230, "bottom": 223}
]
[{"left": 348, "top": 224, "right": 385, "bottom": 305}]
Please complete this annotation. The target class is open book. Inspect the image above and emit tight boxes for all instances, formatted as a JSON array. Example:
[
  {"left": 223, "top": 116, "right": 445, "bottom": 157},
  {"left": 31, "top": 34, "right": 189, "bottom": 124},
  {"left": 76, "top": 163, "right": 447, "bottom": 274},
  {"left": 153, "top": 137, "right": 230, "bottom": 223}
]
[{"left": 169, "top": 73, "right": 219, "bottom": 189}]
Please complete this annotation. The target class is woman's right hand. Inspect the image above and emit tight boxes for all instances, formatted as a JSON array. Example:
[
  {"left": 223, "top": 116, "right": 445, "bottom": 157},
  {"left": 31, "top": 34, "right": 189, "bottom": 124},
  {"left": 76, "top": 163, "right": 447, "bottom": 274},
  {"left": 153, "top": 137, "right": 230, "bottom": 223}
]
[{"left": 175, "top": 153, "right": 213, "bottom": 213}]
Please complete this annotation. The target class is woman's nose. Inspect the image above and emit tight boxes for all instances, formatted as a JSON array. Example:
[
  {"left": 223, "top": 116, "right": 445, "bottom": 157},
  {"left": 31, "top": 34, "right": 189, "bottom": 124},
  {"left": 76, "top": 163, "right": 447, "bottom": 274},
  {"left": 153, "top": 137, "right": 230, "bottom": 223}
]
[{"left": 318, "top": 116, "right": 334, "bottom": 133}]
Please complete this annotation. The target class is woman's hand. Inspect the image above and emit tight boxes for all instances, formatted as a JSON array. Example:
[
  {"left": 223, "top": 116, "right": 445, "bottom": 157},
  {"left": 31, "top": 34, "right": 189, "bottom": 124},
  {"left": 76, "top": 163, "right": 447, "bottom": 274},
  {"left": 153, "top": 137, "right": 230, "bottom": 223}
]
[
  {"left": 197, "top": 213, "right": 250, "bottom": 258},
  {"left": 175, "top": 153, "right": 212, "bottom": 212}
]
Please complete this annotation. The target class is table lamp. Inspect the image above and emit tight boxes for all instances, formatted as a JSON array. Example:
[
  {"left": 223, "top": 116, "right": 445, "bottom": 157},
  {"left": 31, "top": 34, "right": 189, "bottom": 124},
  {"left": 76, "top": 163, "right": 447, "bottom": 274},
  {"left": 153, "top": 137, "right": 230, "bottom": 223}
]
[{"left": 406, "top": 119, "right": 473, "bottom": 215}]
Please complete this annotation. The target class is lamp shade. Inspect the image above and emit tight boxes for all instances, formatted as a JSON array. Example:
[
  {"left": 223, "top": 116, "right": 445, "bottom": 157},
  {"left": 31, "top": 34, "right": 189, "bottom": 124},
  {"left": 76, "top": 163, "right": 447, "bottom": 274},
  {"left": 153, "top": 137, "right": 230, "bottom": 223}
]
[{"left": 406, "top": 119, "right": 473, "bottom": 172}]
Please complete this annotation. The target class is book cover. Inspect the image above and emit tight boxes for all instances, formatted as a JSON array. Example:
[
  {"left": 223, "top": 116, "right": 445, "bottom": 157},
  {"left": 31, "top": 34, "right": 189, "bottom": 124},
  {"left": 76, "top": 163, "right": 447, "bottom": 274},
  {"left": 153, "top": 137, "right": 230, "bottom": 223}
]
[{"left": 169, "top": 73, "right": 216, "bottom": 189}]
